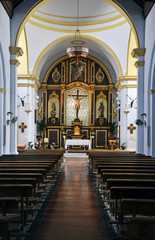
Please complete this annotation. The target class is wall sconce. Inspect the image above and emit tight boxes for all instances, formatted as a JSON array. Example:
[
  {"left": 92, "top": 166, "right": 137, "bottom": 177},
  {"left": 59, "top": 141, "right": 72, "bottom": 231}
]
[
  {"left": 25, "top": 103, "right": 31, "bottom": 114},
  {"left": 124, "top": 103, "right": 130, "bottom": 114}
]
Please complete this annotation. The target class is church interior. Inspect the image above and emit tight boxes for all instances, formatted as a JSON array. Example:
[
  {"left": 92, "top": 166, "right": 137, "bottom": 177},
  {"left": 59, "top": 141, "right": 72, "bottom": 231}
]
[{"left": 0, "top": 0, "right": 155, "bottom": 239}]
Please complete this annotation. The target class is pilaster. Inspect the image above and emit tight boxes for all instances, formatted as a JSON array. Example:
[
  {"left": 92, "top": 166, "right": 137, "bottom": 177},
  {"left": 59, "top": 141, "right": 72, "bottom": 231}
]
[
  {"left": 116, "top": 75, "right": 137, "bottom": 151},
  {"left": 131, "top": 48, "right": 146, "bottom": 154}
]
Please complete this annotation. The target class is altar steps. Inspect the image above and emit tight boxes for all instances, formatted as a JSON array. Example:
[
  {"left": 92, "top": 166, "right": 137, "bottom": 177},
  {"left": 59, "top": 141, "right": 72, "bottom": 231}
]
[{"left": 64, "top": 152, "right": 88, "bottom": 158}]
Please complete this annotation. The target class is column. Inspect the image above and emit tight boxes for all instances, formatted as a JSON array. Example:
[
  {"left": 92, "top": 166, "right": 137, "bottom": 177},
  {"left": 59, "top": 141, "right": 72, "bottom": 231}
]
[
  {"left": 90, "top": 87, "right": 95, "bottom": 125},
  {"left": 61, "top": 87, "right": 65, "bottom": 125},
  {"left": 131, "top": 48, "right": 145, "bottom": 154},
  {"left": 10, "top": 47, "right": 23, "bottom": 154},
  {"left": 0, "top": 89, "right": 5, "bottom": 156}
]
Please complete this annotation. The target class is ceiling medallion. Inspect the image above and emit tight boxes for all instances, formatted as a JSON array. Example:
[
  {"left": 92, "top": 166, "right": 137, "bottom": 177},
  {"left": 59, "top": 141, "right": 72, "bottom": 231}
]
[{"left": 66, "top": 0, "right": 89, "bottom": 63}]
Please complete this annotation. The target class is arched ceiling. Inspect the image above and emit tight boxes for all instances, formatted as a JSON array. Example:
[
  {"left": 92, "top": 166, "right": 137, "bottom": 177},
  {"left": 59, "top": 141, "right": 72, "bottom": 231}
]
[{"left": 16, "top": 0, "right": 145, "bottom": 82}]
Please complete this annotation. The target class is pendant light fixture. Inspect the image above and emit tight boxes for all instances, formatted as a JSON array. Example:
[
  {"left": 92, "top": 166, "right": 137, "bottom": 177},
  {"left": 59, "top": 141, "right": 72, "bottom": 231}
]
[{"left": 66, "top": 0, "right": 89, "bottom": 63}]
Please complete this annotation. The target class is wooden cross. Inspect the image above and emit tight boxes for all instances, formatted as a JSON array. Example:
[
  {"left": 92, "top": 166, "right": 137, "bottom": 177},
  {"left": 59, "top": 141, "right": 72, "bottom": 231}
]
[
  {"left": 19, "top": 122, "right": 27, "bottom": 133},
  {"left": 127, "top": 124, "right": 136, "bottom": 134}
]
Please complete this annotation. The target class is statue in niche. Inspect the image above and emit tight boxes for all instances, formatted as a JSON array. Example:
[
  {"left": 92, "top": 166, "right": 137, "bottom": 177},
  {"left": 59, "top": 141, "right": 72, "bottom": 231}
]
[
  {"left": 71, "top": 62, "right": 85, "bottom": 81},
  {"left": 50, "top": 102, "right": 56, "bottom": 117},
  {"left": 98, "top": 101, "right": 104, "bottom": 118}
]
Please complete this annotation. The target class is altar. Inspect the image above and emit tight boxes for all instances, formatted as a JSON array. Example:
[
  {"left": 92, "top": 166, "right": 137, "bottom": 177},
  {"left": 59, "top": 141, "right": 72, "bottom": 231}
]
[{"left": 65, "top": 139, "right": 91, "bottom": 150}]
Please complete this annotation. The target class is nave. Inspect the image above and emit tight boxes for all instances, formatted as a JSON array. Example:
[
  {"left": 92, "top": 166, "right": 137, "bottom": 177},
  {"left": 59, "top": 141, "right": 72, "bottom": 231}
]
[
  {"left": 1, "top": 150, "right": 155, "bottom": 240},
  {"left": 31, "top": 155, "right": 109, "bottom": 240}
]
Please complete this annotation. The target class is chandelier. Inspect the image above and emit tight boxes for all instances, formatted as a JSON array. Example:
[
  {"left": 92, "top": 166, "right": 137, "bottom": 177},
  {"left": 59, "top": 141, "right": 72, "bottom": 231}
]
[{"left": 66, "top": 0, "right": 89, "bottom": 62}]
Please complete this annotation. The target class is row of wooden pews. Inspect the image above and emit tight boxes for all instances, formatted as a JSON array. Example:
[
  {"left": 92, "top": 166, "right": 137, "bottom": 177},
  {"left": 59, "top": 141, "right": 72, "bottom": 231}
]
[
  {"left": 87, "top": 150, "right": 155, "bottom": 240},
  {"left": 0, "top": 149, "right": 64, "bottom": 239}
]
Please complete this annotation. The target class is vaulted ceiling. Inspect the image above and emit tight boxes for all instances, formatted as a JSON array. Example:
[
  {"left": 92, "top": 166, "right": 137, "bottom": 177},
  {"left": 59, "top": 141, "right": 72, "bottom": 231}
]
[{"left": 1, "top": 0, "right": 154, "bottom": 18}]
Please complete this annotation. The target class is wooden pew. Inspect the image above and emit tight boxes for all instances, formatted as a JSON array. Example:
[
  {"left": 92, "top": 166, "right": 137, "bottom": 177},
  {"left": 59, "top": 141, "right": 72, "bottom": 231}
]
[
  {"left": 0, "top": 184, "right": 33, "bottom": 230},
  {"left": 110, "top": 186, "right": 155, "bottom": 201},
  {"left": 101, "top": 173, "right": 155, "bottom": 190},
  {"left": 106, "top": 178, "right": 155, "bottom": 189}
]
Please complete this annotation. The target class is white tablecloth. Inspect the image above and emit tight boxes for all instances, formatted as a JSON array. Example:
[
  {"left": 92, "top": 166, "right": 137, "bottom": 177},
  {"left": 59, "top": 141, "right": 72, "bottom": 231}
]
[{"left": 65, "top": 139, "right": 91, "bottom": 149}]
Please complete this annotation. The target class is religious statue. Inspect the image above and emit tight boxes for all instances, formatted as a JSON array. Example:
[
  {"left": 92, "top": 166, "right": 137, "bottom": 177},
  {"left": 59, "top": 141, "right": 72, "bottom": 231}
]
[
  {"left": 69, "top": 90, "right": 87, "bottom": 119},
  {"left": 98, "top": 101, "right": 104, "bottom": 118},
  {"left": 50, "top": 102, "right": 56, "bottom": 117}
]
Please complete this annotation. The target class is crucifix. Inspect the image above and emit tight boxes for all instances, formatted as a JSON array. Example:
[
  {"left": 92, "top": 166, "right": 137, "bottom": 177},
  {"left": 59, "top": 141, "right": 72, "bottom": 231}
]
[
  {"left": 127, "top": 123, "right": 136, "bottom": 134},
  {"left": 69, "top": 90, "right": 87, "bottom": 119},
  {"left": 19, "top": 122, "right": 27, "bottom": 133}
]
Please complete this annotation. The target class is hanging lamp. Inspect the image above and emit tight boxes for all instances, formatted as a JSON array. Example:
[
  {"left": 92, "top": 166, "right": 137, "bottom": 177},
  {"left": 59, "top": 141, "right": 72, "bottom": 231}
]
[{"left": 66, "top": 0, "right": 89, "bottom": 63}]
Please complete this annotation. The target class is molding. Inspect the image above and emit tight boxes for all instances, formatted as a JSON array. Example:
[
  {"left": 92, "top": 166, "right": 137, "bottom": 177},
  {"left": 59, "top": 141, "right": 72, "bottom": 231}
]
[
  {"left": 18, "top": 74, "right": 41, "bottom": 89},
  {"left": 117, "top": 75, "right": 137, "bottom": 81},
  {"left": 9, "top": 46, "right": 24, "bottom": 57},
  {"left": 18, "top": 74, "right": 39, "bottom": 80},
  {"left": 32, "top": 13, "right": 123, "bottom": 26},
  {"left": 10, "top": 59, "right": 20, "bottom": 67},
  {"left": 149, "top": 90, "right": 155, "bottom": 95},
  {"left": 115, "top": 75, "right": 137, "bottom": 89},
  {"left": 131, "top": 48, "right": 146, "bottom": 58},
  {"left": 0, "top": 88, "right": 5, "bottom": 94},
  {"left": 134, "top": 60, "right": 145, "bottom": 68},
  {"left": 17, "top": 74, "right": 41, "bottom": 89},
  {"left": 37, "top": 9, "right": 118, "bottom": 19},
  {"left": 17, "top": 83, "right": 36, "bottom": 88},
  {"left": 120, "top": 84, "right": 137, "bottom": 89},
  {"left": 28, "top": 19, "right": 127, "bottom": 33}
]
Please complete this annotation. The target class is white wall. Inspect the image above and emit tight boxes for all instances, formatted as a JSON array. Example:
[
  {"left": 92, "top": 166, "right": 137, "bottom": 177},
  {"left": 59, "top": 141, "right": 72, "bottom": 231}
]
[
  {"left": 144, "top": 5, "right": 155, "bottom": 157},
  {"left": 0, "top": 3, "right": 10, "bottom": 155}
]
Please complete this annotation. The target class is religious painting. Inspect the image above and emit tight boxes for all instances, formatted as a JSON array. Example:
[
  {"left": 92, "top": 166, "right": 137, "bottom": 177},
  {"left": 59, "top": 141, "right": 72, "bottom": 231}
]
[
  {"left": 70, "top": 61, "right": 86, "bottom": 82},
  {"left": 96, "top": 68, "right": 104, "bottom": 84}
]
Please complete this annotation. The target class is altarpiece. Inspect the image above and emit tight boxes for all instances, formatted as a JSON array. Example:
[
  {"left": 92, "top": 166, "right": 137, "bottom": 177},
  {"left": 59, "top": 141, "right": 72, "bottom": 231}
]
[{"left": 39, "top": 55, "right": 115, "bottom": 149}]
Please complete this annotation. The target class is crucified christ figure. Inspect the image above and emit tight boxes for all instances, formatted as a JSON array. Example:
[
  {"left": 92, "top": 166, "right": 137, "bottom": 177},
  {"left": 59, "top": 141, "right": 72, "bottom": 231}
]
[{"left": 69, "top": 90, "right": 87, "bottom": 119}]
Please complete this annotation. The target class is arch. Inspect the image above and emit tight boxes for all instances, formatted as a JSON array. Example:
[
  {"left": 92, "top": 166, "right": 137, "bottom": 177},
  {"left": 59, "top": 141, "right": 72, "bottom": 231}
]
[
  {"left": 32, "top": 34, "right": 123, "bottom": 77},
  {"left": 103, "top": 0, "right": 140, "bottom": 48},
  {"left": 15, "top": 0, "right": 140, "bottom": 49},
  {"left": 43, "top": 55, "right": 113, "bottom": 84}
]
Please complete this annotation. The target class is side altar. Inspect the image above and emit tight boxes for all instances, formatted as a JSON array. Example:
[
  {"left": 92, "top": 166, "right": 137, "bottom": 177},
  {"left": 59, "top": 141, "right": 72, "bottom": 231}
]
[{"left": 39, "top": 55, "right": 116, "bottom": 149}]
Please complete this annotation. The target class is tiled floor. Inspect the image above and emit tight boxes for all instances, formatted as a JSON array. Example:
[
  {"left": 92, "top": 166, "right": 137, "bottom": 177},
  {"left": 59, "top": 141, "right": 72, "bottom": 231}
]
[{"left": 33, "top": 157, "right": 109, "bottom": 240}]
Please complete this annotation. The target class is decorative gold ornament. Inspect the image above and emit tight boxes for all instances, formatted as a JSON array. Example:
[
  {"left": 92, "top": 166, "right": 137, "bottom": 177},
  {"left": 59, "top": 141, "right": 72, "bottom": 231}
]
[
  {"left": 51, "top": 117, "right": 56, "bottom": 124},
  {"left": 96, "top": 68, "right": 104, "bottom": 83},
  {"left": 52, "top": 67, "right": 60, "bottom": 83}
]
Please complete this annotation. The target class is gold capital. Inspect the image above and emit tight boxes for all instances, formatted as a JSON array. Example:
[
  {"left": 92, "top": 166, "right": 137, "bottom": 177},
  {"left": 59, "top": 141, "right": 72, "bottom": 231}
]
[
  {"left": 149, "top": 90, "right": 155, "bottom": 95},
  {"left": 131, "top": 48, "right": 146, "bottom": 58},
  {"left": 10, "top": 59, "right": 20, "bottom": 67},
  {"left": 9, "top": 46, "right": 24, "bottom": 57},
  {"left": 134, "top": 61, "right": 145, "bottom": 68},
  {"left": 0, "top": 88, "right": 5, "bottom": 94}
]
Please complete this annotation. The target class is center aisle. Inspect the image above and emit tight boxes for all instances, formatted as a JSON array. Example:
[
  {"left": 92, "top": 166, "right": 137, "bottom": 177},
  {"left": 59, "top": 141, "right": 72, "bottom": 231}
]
[{"left": 33, "top": 156, "right": 109, "bottom": 240}]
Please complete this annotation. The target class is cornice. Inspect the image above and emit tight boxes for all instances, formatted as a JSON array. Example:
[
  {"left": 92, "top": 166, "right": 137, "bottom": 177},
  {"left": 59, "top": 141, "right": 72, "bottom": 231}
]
[
  {"left": 120, "top": 84, "right": 137, "bottom": 89},
  {"left": 134, "top": 61, "right": 145, "bottom": 68},
  {"left": 117, "top": 76, "right": 137, "bottom": 82},
  {"left": 17, "top": 74, "right": 41, "bottom": 89},
  {"left": 131, "top": 48, "right": 146, "bottom": 58},
  {"left": 0, "top": 88, "right": 5, "bottom": 94},
  {"left": 17, "top": 83, "right": 35, "bottom": 88},
  {"left": 115, "top": 75, "right": 137, "bottom": 90},
  {"left": 149, "top": 90, "right": 155, "bottom": 95},
  {"left": 9, "top": 46, "right": 24, "bottom": 57},
  {"left": 10, "top": 59, "right": 20, "bottom": 67}
]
